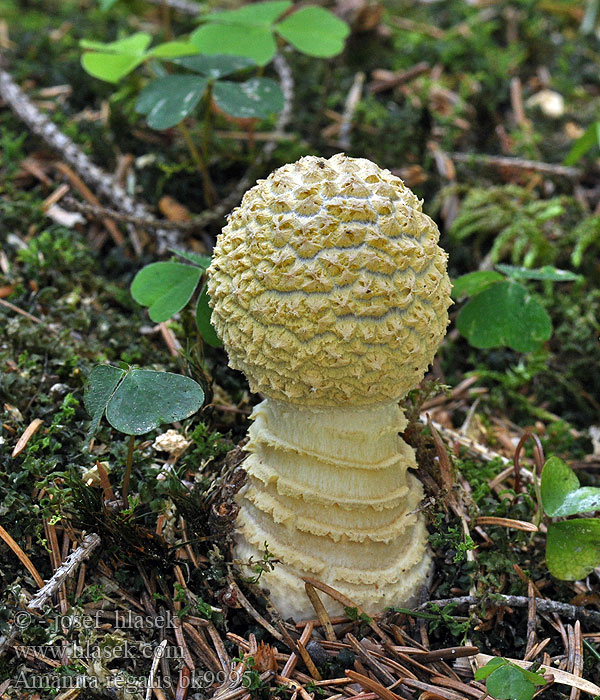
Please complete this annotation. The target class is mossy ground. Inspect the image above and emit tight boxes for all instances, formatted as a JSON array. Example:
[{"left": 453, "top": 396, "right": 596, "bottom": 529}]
[{"left": 1, "top": 0, "right": 600, "bottom": 698}]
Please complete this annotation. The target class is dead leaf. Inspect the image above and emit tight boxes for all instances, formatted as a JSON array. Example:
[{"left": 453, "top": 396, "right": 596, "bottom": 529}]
[
  {"left": 253, "top": 641, "right": 278, "bottom": 672},
  {"left": 159, "top": 195, "right": 192, "bottom": 222}
]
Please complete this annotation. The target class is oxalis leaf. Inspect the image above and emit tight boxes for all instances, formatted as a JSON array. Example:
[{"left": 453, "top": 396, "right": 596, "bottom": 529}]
[
  {"left": 456, "top": 279, "right": 551, "bottom": 352},
  {"left": 84, "top": 365, "right": 204, "bottom": 438},
  {"left": 190, "top": 23, "right": 276, "bottom": 65},
  {"left": 130, "top": 262, "right": 202, "bottom": 322},
  {"left": 276, "top": 6, "right": 350, "bottom": 57},
  {"left": 84, "top": 364, "right": 125, "bottom": 441},
  {"left": 451, "top": 270, "right": 504, "bottom": 299},
  {"left": 174, "top": 54, "right": 255, "bottom": 79},
  {"left": 475, "top": 659, "right": 546, "bottom": 700},
  {"left": 105, "top": 370, "right": 204, "bottom": 435},
  {"left": 213, "top": 78, "right": 284, "bottom": 118},
  {"left": 80, "top": 32, "right": 151, "bottom": 83},
  {"left": 541, "top": 456, "right": 600, "bottom": 517},
  {"left": 546, "top": 519, "right": 600, "bottom": 580},
  {"left": 196, "top": 286, "right": 222, "bottom": 347},
  {"left": 136, "top": 76, "right": 208, "bottom": 130}
]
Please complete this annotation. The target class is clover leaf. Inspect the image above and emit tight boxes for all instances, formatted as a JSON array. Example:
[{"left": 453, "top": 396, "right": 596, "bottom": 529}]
[
  {"left": 475, "top": 659, "right": 546, "bottom": 700},
  {"left": 546, "top": 519, "right": 600, "bottom": 580},
  {"left": 130, "top": 261, "right": 203, "bottom": 322},
  {"left": 541, "top": 456, "right": 600, "bottom": 517},
  {"left": 190, "top": 1, "right": 349, "bottom": 65},
  {"left": 84, "top": 365, "right": 204, "bottom": 439}
]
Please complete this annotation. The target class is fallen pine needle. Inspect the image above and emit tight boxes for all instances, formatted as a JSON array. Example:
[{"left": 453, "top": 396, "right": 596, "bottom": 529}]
[
  {"left": 475, "top": 516, "right": 538, "bottom": 532},
  {"left": 0, "top": 523, "right": 45, "bottom": 588}
]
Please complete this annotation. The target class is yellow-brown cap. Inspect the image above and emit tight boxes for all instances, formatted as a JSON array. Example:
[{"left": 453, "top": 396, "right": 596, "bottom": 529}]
[{"left": 208, "top": 154, "right": 451, "bottom": 406}]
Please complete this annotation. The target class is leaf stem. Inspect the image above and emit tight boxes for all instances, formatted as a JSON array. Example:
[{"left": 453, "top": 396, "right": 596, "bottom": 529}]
[
  {"left": 177, "top": 122, "right": 217, "bottom": 205},
  {"left": 122, "top": 435, "right": 135, "bottom": 506}
]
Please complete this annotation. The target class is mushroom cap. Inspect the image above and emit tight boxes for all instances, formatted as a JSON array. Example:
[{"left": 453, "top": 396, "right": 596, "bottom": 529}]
[{"left": 208, "top": 154, "right": 451, "bottom": 406}]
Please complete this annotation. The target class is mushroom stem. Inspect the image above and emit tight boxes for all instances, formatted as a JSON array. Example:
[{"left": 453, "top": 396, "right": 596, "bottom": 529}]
[{"left": 235, "top": 398, "right": 431, "bottom": 620}]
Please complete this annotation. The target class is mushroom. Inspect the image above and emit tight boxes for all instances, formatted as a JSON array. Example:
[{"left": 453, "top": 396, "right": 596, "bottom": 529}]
[{"left": 207, "top": 154, "right": 452, "bottom": 619}]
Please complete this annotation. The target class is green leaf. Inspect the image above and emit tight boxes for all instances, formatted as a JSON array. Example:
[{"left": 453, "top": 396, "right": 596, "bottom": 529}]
[
  {"left": 451, "top": 271, "right": 504, "bottom": 299},
  {"left": 80, "top": 32, "right": 152, "bottom": 82},
  {"left": 486, "top": 663, "right": 543, "bottom": 700},
  {"left": 170, "top": 249, "right": 212, "bottom": 268},
  {"left": 546, "top": 519, "right": 600, "bottom": 580},
  {"left": 196, "top": 287, "right": 222, "bottom": 347},
  {"left": 80, "top": 33, "right": 152, "bottom": 55},
  {"left": 130, "top": 262, "right": 202, "bottom": 322},
  {"left": 201, "top": 1, "right": 292, "bottom": 26},
  {"left": 174, "top": 54, "right": 256, "bottom": 78},
  {"left": 81, "top": 53, "right": 145, "bottom": 83},
  {"left": 213, "top": 78, "right": 284, "bottom": 118},
  {"left": 149, "top": 41, "right": 201, "bottom": 58},
  {"left": 276, "top": 6, "right": 350, "bottom": 57},
  {"left": 474, "top": 658, "right": 508, "bottom": 681},
  {"left": 495, "top": 264, "right": 582, "bottom": 282},
  {"left": 105, "top": 370, "right": 204, "bottom": 435},
  {"left": 84, "top": 364, "right": 126, "bottom": 441},
  {"left": 456, "top": 280, "right": 552, "bottom": 352},
  {"left": 564, "top": 121, "right": 600, "bottom": 166},
  {"left": 190, "top": 23, "right": 276, "bottom": 65},
  {"left": 541, "top": 456, "right": 600, "bottom": 517},
  {"left": 136, "top": 76, "right": 208, "bottom": 129}
]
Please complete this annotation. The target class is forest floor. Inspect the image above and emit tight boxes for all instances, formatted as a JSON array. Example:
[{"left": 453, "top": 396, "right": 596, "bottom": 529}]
[{"left": 1, "top": 1, "right": 600, "bottom": 699}]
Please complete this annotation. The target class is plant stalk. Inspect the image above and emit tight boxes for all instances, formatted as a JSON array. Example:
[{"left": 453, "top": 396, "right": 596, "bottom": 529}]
[
  {"left": 122, "top": 435, "right": 135, "bottom": 506},
  {"left": 177, "top": 122, "right": 217, "bottom": 205}
]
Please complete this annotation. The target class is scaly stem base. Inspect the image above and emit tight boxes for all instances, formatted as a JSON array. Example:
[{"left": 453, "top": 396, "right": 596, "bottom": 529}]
[{"left": 234, "top": 399, "right": 432, "bottom": 619}]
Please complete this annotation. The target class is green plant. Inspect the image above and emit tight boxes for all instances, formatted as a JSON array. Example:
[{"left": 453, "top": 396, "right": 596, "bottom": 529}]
[
  {"left": 130, "top": 249, "right": 221, "bottom": 347},
  {"left": 449, "top": 185, "right": 569, "bottom": 268},
  {"left": 540, "top": 456, "right": 600, "bottom": 579},
  {"left": 452, "top": 264, "right": 581, "bottom": 352},
  {"left": 84, "top": 362, "right": 204, "bottom": 503},
  {"left": 190, "top": 1, "right": 349, "bottom": 65},
  {"left": 475, "top": 658, "right": 547, "bottom": 700},
  {"left": 80, "top": 2, "right": 348, "bottom": 125},
  {"left": 564, "top": 121, "right": 600, "bottom": 165}
]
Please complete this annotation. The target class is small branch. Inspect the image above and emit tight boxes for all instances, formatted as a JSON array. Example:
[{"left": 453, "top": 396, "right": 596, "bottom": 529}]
[
  {"left": 338, "top": 71, "right": 365, "bottom": 151},
  {"left": 0, "top": 66, "right": 177, "bottom": 251},
  {"left": 418, "top": 595, "right": 600, "bottom": 627},
  {"left": 0, "top": 533, "right": 101, "bottom": 656},
  {"left": 451, "top": 152, "right": 582, "bottom": 179}
]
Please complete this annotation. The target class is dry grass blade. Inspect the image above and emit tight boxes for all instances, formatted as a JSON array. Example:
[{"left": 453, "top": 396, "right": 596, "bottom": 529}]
[
  {"left": 400, "top": 678, "right": 465, "bottom": 700},
  {"left": 430, "top": 676, "right": 486, "bottom": 697},
  {"left": 0, "top": 523, "right": 45, "bottom": 588},
  {"left": 228, "top": 580, "right": 284, "bottom": 643},
  {"left": 304, "top": 581, "right": 337, "bottom": 641},
  {"left": 475, "top": 516, "right": 538, "bottom": 532},
  {"left": 302, "top": 577, "right": 392, "bottom": 644},
  {"left": 345, "top": 670, "right": 400, "bottom": 700},
  {"left": 347, "top": 634, "right": 396, "bottom": 685},
  {"left": 11, "top": 418, "right": 44, "bottom": 457}
]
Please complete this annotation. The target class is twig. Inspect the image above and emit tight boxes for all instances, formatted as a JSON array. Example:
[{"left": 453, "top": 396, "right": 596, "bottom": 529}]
[
  {"left": 418, "top": 596, "right": 600, "bottom": 626},
  {"left": 61, "top": 52, "right": 293, "bottom": 238},
  {"left": 338, "top": 72, "right": 365, "bottom": 151},
  {"left": 145, "top": 0, "right": 204, "bottom": 13},
  {"left": 0, "top": 533, "right": 101, "bottom": 656},
  {"left": 146, "top": 639, "right": 168, "bottom": 700},
  {"left": 0, "top": 65, "right": 177, "bottom": 251},
  {"left": 419, "top": 414, "right": 511, "bottom": 466},
  {"left": 451, "top": 152, "right": 582, "bottom": 179}
]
